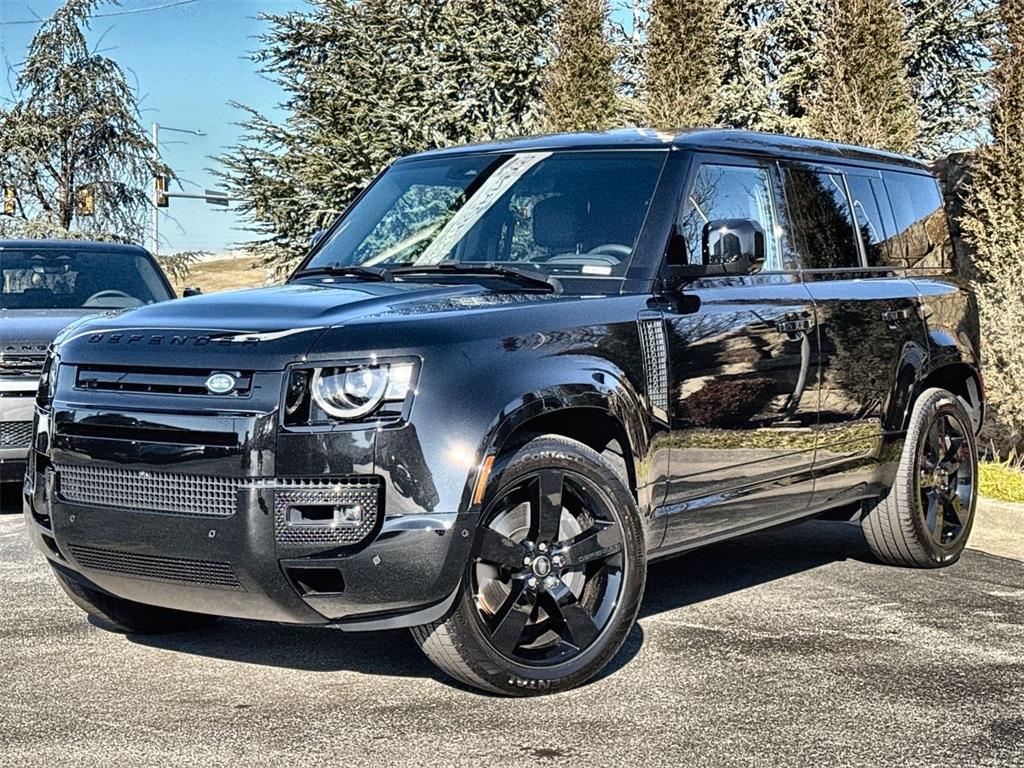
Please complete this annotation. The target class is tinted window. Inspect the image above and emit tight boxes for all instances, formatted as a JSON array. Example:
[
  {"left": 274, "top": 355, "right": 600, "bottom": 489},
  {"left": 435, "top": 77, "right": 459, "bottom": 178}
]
[
  {"left": 784, "top": 168, "right": 861, "bottom": 270},
  {"left": 310, "top": 150, "right": 667, "bottom": 282},
  {"left": 882, "top": 171, "right": 949, "bottom": 269},
  {"left": 846, "top": 175, "right": 891, "bottom": 267},
  {"left": 0, "top": 250, "right": 172, "bottom": 310},
  {"left": 679, "top": 163, "right": 783, "bottom": 270}
]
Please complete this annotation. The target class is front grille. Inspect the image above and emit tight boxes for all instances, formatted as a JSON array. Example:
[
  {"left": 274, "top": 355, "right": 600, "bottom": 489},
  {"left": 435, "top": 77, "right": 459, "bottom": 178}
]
[
  {"left": 273, "top": 478, "right": 381, "bottom": 546},
  {"left": 1, "top": 342, "right": 47, "bottom": 378},
  {"left": 0, "top": 420, "right": 33, "bottom": 449},
  {"left": 639, "top": 317, "right": 669, "bottom": 414},
  {"left": 54, "top": 467, "right": 383, "bottom": 542},
  {"left": 75, "top": 365, "right": 253, "bottom": 396},
  {"left": 56, "top": 465, "right": 243, "bottom": 518},
  {"left": 68, "top": 544, "right": 242, "bottom": 590},
  {"left": 0, "top": 354, "right": 45, "bottom": 377}
]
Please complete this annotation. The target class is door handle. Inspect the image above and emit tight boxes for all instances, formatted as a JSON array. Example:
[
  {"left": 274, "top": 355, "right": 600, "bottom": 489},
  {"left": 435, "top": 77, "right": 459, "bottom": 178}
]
[
  {"left": 881, "top": 308, "right": 911, "bottom": 328},
  {"left": 776, "top": 316, "right": 814, "bottom": 335}
]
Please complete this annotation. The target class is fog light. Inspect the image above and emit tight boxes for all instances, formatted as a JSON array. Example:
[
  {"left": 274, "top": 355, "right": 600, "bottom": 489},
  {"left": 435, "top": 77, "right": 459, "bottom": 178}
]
[
  {"left": 286, "top": 502, "right": 364, "bottom": 528},
  {"left": 272, "top": 483, "right": 379, "bottom": 546}
]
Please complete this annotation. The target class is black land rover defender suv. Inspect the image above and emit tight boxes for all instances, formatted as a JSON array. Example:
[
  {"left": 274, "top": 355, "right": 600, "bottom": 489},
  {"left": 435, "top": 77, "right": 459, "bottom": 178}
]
[{"left": 24, "top": 130, "right": 982, "bottom": 696}]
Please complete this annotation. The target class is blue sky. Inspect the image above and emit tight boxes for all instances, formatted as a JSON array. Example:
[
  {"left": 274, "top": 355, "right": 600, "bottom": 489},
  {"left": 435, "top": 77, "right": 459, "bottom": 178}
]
[{"left": 0, "top": 0, "right": 309, "bottom": 254}]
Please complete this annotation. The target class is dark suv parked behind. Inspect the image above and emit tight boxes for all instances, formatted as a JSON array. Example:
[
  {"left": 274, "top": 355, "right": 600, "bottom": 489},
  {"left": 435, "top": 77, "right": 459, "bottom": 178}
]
[
  {"left": 24, "top": 130, "right": 982, "bottom": 695},
  {"left": 2, "top": 240, "right": 176, "bottom": 494}
]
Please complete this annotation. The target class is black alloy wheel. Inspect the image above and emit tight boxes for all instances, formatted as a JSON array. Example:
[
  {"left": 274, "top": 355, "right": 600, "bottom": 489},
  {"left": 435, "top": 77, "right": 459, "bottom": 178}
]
[
  {"left": 916, "top": 408, "right": 974, "bottom": 549},
  {"left": 412, "top": 435, "right": 646, "bottom": 695},
  {"left": 862, "top": 387, "right": 978, "bottom": 567},
  {"left": 470, "top": 469, "right": 627, "bottom": 666}
]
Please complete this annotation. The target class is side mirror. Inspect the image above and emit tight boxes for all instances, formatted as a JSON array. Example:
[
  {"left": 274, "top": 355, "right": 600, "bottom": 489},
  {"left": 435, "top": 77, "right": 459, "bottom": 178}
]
[
  {"left": 701, "top": 218, "right": 766, "bottom": 275},
  {"left": 182, "top": 287, "right": 202, "bottom": 297},
  {"left": 309, "top": 228, "right": 328, "bottom": 250}
]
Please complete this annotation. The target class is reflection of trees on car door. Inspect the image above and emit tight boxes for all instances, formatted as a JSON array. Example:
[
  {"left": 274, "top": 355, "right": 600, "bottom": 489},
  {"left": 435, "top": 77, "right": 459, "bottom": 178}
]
[
  {"left": 784, "top": 164, "right": 931, "bottom": 508},
  {"left": 659, "top": 154, "right": 820, "bottom": 550}
]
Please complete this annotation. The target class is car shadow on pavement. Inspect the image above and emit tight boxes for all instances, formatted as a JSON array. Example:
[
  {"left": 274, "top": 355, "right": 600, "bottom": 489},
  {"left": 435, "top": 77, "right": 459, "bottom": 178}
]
[
  {"left": 127, "top": 520, "right": 872, "bottom": 691},
  {"left": 639, "top": 520, "right": 871, "bottom": 619}
]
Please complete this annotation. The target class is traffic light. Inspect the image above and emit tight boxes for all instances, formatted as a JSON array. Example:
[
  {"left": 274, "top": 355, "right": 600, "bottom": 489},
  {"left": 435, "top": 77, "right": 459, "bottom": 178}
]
[
  {"left": 155, "top": 175, "right": 169, "bottom": 208},
  {"left": 76, "top": 187, "right": 95, "bottom": 216},
  {"left": 3, "top": 187, "right": 15, "bottom": 216}
]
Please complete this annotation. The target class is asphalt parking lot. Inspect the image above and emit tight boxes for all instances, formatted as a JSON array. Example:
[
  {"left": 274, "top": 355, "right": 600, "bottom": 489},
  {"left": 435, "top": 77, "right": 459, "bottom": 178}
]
[{"left": 1, "top": 507, "right": 1021, "bottom": 768}]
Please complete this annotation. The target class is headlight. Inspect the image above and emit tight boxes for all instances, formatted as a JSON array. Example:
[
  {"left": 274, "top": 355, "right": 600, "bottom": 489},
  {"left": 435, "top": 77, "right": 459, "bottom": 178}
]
[
  {"left": 35, "top": 347, "right": 58, "bottom": 408},
  {"left": 312, "top": 366, "right": 389, "bottom": 418},
  {"left": 286, "top": 361, "right": 417, "bottom": 425}
]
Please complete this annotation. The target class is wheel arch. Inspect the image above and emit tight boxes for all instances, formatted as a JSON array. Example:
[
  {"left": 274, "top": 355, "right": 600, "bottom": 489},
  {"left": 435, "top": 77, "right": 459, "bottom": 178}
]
[
  {"left": 475, "top": 379, "right": 654, "bottom": 515},
  {"left": 497, "top": 406, "right": 638, "bottom": 495},
  {"left": 908, "top": 362, "right": 984, "bottom": 436}
]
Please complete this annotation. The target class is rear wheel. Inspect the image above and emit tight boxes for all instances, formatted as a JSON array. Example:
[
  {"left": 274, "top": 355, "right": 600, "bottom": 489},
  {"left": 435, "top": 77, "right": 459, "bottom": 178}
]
[
  {"left": 862, "top": 387, "right": 977, "bottom": 567},
  {"left": 412, "top": 435, "right": 646, "bottom": 695},
  {"left": 52, "top": 566, "right": 216, "bottom": 634}
]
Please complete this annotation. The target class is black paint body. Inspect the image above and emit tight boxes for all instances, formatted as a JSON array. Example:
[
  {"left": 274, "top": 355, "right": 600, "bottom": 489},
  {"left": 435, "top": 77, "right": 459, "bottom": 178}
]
[{"left": 23, "top": 130, "right": 983, "bottom": 630}]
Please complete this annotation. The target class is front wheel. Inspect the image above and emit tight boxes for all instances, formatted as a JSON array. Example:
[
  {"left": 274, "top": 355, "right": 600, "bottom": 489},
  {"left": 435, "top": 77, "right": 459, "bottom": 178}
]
[
  {"left": 862, "top": 387, "right": 978, "bottom": 567},
  {"left": 412, "top": 435, "right": 646, "bottom": 695}
]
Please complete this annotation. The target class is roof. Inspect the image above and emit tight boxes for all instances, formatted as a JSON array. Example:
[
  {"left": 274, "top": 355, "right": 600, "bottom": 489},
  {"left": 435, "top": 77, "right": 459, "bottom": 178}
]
[
  {"left": 0, "top": 239, "right": 150, "bottom": 254},
  {"left": 398, "top": 128, "right": 931, "bottom": 173}
]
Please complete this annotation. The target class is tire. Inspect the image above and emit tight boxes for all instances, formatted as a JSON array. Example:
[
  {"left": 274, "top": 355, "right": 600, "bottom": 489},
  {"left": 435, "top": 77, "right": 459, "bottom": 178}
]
[
  {"left": 862, "top": 387, "right": 978, "bottom": 568},
  {"left": 412, "top": 434, "right": 646, "bottom": 696},
  {"left": 52, "top": 566, "right": 216, "bottom": 634}
]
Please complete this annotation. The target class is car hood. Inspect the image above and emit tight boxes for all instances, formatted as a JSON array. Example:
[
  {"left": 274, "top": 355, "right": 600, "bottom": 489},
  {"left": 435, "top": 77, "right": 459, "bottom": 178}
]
[
  {"left": 1, "top": 308, "right": 99, "bottom": 352},
  {"left": 53, "top": 281, "right": 564, "bottom": 369}
]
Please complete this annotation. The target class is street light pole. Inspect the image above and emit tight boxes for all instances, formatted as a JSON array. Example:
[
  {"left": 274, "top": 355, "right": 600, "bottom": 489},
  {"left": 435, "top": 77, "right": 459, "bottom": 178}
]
[
  {"left": 151, "top": 122, "right": 159, "bottom": 256},
  {"left": 150, "top": 122, "right": 206, "bottom": 257}
]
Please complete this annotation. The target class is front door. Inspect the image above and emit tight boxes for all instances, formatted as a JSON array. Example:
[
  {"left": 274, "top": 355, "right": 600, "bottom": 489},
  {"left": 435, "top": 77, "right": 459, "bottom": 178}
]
[{"left": 658, "top": 154, "right": 820, "bottom": 551}]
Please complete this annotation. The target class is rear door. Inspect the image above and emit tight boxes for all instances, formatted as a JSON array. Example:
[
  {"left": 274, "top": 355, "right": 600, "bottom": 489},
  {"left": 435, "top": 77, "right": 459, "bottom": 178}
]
[
  {"left": 658, "top": 153, "right": 820, "bottom": 550},
  {"left": 783, "top": 163, "right": 930, "bottom": 508}
]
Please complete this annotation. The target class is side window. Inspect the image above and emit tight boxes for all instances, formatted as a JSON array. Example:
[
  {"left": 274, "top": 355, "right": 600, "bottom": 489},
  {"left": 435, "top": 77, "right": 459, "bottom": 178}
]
[
  {"left": 882, "top": 171, "right": 950, "bottom": 270},
  {"left": 679, "top": 163, "right": 783, "bottom": 270},
  {"left": 846, "top": 175, "right": 891, "bottom": 267},
  {"left": 784, "top": 168, "right": 862, "bottom": 270}
]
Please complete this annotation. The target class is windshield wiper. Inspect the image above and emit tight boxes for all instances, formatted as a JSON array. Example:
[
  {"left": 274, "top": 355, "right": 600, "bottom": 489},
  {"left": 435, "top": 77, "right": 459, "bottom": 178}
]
[
  {"left": 292, "top": 264, "right": 393, "bottom": 282},
  {"left": 389, "top": 262, "right": 560, "bottom": 293}
]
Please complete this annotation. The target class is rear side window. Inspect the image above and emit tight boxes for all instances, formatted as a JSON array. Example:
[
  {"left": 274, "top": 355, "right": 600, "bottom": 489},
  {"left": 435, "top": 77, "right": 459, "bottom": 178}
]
[
  {"left": 882, "top": 171, "right": 950, "bottom": 270},
  {"left": 784, "top": 168, "right": 861, "bottom": 270},
  {"left": 846, "top": 175, "right": 893, "bottom": 267}
]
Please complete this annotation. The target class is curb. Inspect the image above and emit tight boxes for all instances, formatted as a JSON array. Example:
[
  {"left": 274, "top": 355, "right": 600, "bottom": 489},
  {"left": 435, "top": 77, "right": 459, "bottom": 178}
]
[{"left": 969, "top": 496, "right": 1023, "bottom": 562}]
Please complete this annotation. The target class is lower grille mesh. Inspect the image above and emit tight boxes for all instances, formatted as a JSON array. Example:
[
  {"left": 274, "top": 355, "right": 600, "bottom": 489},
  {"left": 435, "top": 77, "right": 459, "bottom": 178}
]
[
  {"left": 57, "top": 465, "right": 243, "bottom": 518},
  {"left": 0, "top": 420, "right": 33, "bottom": 449},
  {"left": 68, "top": 544, "right": 242, "bottom": 590}
]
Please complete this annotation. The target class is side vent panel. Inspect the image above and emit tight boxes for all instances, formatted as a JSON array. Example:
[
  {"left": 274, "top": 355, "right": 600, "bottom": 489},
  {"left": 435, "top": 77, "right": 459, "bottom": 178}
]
[{"left": 638, "top": 316, "right": 669, "bottom": 420}]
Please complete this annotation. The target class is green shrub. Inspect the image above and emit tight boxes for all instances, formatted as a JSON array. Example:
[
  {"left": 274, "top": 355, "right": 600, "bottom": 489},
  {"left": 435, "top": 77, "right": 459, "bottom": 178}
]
[
  {"left": 958, "top": 0, "right": 1024, "bottom": 458},
  {"left": 979, "top": 460, "right": 1024, "bottom": 503}
]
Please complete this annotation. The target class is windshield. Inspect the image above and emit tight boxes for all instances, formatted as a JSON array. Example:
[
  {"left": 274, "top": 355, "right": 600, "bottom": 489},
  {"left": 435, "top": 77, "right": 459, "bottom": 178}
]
[
  {"left": 0, "top": 249, "right": 173, "bottom": 310},
  {"left": 304, "top": 150, "right": 668, "bottom": 281}
]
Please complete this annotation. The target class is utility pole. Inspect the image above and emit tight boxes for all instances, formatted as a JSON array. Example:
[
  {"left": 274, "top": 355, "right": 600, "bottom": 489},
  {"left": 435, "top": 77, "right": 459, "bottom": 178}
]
[
  {"left": 151, "top": 122, "right": 159, "bottom": 256},
  {"left": 151, "top": 122, "right": 206, "bottom": 257}
]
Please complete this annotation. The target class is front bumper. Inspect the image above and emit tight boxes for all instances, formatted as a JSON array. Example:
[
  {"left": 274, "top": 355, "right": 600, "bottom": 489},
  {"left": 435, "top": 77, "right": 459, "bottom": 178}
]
[{"left": 25, "top": 397, "right": 475, "bottom": 629}]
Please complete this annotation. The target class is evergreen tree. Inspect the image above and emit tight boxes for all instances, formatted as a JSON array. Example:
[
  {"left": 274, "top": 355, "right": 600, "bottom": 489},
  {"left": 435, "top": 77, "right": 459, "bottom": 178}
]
[
  {"left": 718, "top": 0, "right": 794, "bottom": 131},
  {"left": 770, "top": 0, "right": 824, "bottom": 132},
  {"left": 610, "top": 0, "right": 648, "bottom": 123},
  {"left": 904, "top": 0, "right": 997, "bottom": 157},
  {"left": 0, "top": 0, "right": 163, "bottom": 241},
  {"left": 542, "top": 0, "right": 620, "bottom": 131},
  {"left": 217, "top": 0, "right": 553, "bottom": 266},
  {"left": 804, "top": 0, "right": 918, "bottom": 153},
  {"left": 959, "top": 0, "right": 1024, "bottom": 456},
  {"left": 644, "top": 0, "right": 724, "bottom": 128}
]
